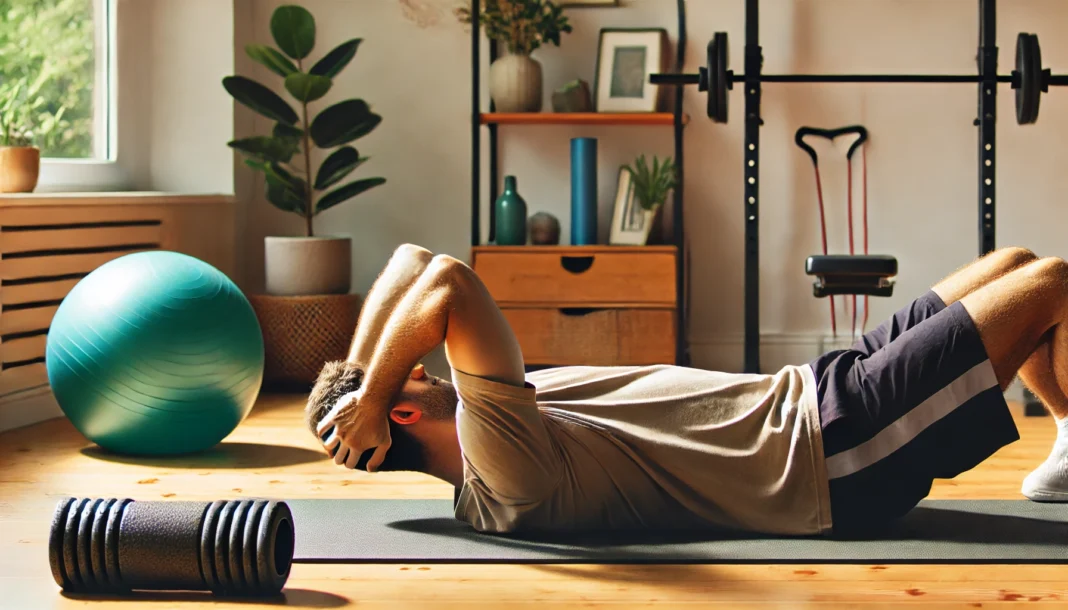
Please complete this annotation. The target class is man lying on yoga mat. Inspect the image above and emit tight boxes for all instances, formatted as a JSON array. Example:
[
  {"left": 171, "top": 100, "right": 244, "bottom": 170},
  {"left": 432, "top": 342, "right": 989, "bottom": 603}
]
[{"left": 306, "top": 244, "right": 1068, "bottom": 536}]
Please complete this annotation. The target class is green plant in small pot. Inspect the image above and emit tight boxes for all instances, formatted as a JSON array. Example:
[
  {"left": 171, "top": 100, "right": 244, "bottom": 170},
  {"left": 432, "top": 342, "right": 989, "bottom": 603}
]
[
  {"left": 457, "top": 0, "right": 572, "bottom": 112},
  {"left": 624, "top": 154, "right": 677, "bottom": 245},
  {"left": 223, "top": 4, "right": 385, "bottom": 296},
  {"left": 0, "top": 82, "right": 43, "bottom": 193}
]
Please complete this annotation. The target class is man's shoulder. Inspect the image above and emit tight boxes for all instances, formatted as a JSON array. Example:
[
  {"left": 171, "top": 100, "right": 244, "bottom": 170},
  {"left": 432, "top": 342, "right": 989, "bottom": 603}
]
[{"left": 452, "top": 367, "right": 537, "bottom": 398}]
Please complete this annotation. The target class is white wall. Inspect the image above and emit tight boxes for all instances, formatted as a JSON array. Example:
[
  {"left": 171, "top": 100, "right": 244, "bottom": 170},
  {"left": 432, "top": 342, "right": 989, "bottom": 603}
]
[
  {"left": 234, "top": 0, "right": 476, "bottom": 297},
  {"left": 230, "top": 0, "right": 1068, "bottom": 377},
  {"left": 115, "top": 0, "right": 235, "bottom": 193}
]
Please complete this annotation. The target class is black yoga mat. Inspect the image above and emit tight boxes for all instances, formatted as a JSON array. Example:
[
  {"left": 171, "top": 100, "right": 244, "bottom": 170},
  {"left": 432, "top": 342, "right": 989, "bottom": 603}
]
[{"left": 287, "top": 499, "right": 1068, "bottom": 564}]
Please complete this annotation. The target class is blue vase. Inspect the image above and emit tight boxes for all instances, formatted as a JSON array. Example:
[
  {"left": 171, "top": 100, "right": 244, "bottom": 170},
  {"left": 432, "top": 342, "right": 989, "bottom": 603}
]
[
  {"left": 494, "top": 175, "right": 527, "bottom": 246},
  {"left": 570, "top": 138, "right": 597, "bottom": 245}
]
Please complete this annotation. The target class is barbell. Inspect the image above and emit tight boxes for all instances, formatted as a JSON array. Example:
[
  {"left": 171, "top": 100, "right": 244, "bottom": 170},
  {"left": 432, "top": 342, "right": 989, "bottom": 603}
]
[{"left": 651, "top": 32, "right": 1066, "bottom": 125}]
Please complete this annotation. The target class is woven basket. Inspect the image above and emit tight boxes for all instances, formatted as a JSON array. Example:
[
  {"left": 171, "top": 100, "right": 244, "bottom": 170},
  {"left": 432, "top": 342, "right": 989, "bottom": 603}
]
[{"left": 248, "top": 293, "right": 361, "bottom": 389}]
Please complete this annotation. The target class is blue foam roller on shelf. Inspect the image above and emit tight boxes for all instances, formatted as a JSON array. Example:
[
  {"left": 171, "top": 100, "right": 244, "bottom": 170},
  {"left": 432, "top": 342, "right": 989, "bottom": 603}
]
[{"left": 570, "top": 137, "right": 598, "bottom": 245}]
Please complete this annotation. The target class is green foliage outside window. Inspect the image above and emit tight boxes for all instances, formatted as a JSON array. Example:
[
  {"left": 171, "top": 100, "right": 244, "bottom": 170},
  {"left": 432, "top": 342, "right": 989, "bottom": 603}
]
[{"left": 0, "top": 0, "right": 96, "bottom": 157}]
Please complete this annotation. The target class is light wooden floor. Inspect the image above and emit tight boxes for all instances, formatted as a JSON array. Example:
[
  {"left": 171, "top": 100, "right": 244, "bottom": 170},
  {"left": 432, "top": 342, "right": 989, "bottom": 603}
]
[{"left": 2, "top": 395, "right": 1066, "bottom": 609}]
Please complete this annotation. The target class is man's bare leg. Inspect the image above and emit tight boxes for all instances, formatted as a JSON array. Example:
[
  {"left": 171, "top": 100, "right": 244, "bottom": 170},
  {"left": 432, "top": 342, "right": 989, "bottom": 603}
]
[
  {"left": 955, "top": 257, "right": 1068, "bottom": 500},
  {"left": 851, "top": 248, "right": 1068, "bottom": 417},
  {"left": 928, "top": 247, "right": 1068, "bottom": 418},
  {"left": 854, "top": 248, "right": 1038, "bottom": 356},
  {"left": 931, "top": 247, "right": 1037, "bottom": 306}
]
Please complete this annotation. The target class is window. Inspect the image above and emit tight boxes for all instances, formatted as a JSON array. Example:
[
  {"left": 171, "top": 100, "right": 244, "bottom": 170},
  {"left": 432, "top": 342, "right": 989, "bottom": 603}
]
[{"left": 2, "top": 0, "right": 122, "bottom": 190}]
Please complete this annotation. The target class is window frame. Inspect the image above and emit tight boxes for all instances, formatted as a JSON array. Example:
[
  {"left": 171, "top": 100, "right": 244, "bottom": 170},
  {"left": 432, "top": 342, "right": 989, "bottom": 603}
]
[{"left": 36, "top": 0, "right": 129, "bottom": 192}]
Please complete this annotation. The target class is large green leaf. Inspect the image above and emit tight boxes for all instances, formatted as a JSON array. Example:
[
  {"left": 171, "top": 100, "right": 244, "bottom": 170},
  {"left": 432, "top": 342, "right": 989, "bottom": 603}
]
[
  {"left": 267, "top": 166, "right": 308, "bottom": 212},
  {"left": 222, "top": 76, "right": 298, "bottom": 125},
  {"left": 273, "top": 122, "right": 304, "bottom": 142},
  {"left": 316, "top": 177, "right": 386, "bottom": 213},
  {"left": 285, "top": 72, "right": 332, "bottom": 103},
  {"left": 245, "top": 44, "right": 298, "bottom": 77},
  {"left": 314, "top": 146, "right": 365, "bottom": 190},
  {"left": 250, "top": 157, "right": 307, "bottom": 214},
  {"left": 266, "top": 179, "right": 306, "bottom": 214},
  {"left": 271, "top": 5, "right": 316, "bottom": 60},
  {"left": 310, "top": 100, "right": 382, "bottom": 148},
  {"left": 228, "top": 135, "right": 300, "bottom": 162},
  {"left": 310, "top": 39, "right": 362, "bottom": 78},
  {"left": 268, "top": 162, "right": 308, "bottom": 195}
]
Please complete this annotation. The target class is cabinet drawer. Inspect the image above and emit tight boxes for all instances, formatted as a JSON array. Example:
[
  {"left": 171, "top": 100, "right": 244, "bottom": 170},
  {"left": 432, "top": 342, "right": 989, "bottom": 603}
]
[
  {"left": 503, "top": 307, "right": 676, "bottom": 366},
  {"left": 472, "top": 248, "right": 676, "bottom": 307}
]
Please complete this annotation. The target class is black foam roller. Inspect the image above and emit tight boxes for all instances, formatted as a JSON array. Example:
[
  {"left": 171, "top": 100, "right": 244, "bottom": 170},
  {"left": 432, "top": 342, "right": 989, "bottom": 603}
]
[{"left": 49, "top": 498, "right": 294, "bottom": 596}]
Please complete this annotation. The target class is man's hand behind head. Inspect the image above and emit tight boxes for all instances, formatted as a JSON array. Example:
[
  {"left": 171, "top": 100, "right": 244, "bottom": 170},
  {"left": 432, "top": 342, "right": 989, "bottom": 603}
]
[{"left": 316, "top": 386, "right": 392, "bottom": 472}]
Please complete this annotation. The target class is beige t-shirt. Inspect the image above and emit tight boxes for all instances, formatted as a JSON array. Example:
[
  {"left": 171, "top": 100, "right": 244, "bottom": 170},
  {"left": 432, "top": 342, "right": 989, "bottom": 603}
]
[{"left": 452, "top": 364, "right": 833, "bottom": 536}]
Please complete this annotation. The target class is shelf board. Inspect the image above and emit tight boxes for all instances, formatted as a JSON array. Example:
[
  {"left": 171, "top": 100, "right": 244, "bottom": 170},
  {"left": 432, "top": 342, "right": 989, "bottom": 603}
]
[{"left": 480, "top": 112, "right": 687, "bottom": 126}]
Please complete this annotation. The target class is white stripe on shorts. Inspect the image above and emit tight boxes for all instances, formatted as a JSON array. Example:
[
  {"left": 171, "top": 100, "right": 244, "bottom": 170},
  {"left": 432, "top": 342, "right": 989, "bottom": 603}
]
[{"left": 825, "top": 359, "right": 1000, "bottom": 480}]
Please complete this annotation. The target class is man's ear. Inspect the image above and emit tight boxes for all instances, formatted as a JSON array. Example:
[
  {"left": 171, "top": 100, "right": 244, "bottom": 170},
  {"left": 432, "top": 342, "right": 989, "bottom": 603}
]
[{"left": 389, "top": 404, "right": 423, "bottom": 425}]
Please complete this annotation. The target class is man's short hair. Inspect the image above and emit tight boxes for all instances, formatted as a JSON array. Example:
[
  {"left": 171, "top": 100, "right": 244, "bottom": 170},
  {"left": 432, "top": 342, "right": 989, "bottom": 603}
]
[
  {"left": 305, "top": 360, "right": 363, "bottom": 435},
  {"left": 305, "top": 360, "right": 427, "bottom": 472}
]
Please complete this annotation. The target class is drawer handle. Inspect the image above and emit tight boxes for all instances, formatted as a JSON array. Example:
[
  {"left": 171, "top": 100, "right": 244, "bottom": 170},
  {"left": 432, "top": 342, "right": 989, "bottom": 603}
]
[
  {"left": 559, "top": 307, "right": 605, "bottom": 317},
  {"left": 560, "top": 256, "right": 595, "bottom": 274}
]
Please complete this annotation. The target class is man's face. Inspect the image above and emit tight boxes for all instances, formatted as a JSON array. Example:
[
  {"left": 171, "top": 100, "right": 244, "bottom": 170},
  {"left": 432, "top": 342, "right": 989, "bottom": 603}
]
[{"left": 395, "top": 367, "right": 455, "bottom": 420}]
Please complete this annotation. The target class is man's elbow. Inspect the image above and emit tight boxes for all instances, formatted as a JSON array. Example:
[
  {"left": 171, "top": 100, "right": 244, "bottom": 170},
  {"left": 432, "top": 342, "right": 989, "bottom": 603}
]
[
  {"left": 428, "top": 254, "right": 474, "bottom": 288},
  {"left": 392, "top": 243, "right": 434, "bottom": 264}
]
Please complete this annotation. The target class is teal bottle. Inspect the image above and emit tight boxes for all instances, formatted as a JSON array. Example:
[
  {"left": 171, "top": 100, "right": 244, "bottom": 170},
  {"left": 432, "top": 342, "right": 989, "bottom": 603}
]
[{"left": 494, "top": 175, "right": 528, "bottom": 245}]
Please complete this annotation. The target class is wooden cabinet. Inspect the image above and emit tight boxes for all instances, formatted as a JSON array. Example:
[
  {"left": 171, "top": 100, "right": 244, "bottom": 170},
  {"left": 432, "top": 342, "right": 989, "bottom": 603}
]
[{"left": 471, "top": 245, "right": 678, "bottom": 367}]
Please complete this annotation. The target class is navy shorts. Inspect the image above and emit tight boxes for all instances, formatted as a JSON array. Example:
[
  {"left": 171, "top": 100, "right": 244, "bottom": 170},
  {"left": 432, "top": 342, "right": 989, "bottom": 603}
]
[{"left": 808, "top": 290, "right": 1020, "bottom": 534}]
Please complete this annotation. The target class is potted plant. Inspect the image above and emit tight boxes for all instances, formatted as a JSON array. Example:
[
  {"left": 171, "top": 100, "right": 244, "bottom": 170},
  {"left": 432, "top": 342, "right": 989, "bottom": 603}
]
[
  {"left": 0, "top": 82, "right": 42, "bottom": 194},
  {"left": 626, "top": 154, "right": 677, "bottom": 212},
  {"left": 625, "top": 154, "right": 677, "bottom": 244},
  {"left": 223, "top": 4, "right": 386, "bottom": 296},
  {"left": 457, "top": 0, "right": 572, "bottom": 113}
]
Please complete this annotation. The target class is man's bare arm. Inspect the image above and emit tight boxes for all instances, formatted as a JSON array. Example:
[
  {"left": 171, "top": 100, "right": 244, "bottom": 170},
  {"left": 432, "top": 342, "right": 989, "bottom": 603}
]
[
  {"left": 322, "top": 253, "right": 525, "bottom": 469},
  {"left": 346, "top": 244, "right": 433, "bottom": 369},
  {"left": 361, "top": 253, "right": 525, "bottom": 415}
]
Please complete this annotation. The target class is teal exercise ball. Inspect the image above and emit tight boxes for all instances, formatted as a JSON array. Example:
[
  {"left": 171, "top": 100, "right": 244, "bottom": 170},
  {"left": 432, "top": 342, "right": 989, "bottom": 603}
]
[{"left": 45, "top": 251, "right": 265, "bottom": 456}]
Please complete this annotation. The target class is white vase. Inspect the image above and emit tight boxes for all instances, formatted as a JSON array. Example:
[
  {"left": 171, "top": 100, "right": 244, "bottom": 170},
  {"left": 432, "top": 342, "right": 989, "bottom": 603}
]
[
  {"left": 264, "top": 236, "right": 352, "bottom": 296},
  {"left": 489, "top": 53, "right": 543, "bottom": 112}
]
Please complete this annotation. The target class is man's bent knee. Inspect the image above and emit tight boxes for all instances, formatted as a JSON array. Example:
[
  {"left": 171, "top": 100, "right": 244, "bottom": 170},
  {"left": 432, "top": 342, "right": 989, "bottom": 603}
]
[
  {"left": 993, "top": 246, "right": 1038, "bottom": 267},
  {"left": 1021, "top": 256, "right": 1068, "bottom": 286}
]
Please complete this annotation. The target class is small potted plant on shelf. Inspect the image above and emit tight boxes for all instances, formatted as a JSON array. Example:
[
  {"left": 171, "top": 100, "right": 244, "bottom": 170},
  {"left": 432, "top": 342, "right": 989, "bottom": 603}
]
[
  {"left": 0, "top": 83, "right": 42, "bottom": 194},
  {"left": 223, "top": 4, "right": 386, "bottom": 296},
  {"left": 626, "top": 154, "right": 677, "bottom": 212},
  {"left": 625, "top": 154, "right": 677, "bottom": 244},
  {"left": 457, "top": 0, "right": 573, "bottom": 113}
]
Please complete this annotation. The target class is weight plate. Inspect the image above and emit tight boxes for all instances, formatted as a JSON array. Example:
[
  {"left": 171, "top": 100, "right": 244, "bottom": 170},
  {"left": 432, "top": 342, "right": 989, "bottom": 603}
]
[
  {"left": 1029, "top": 33, "right": 1043, "bottom": 123},
  {"left": 1015, "top": 32, "right": 1041, "bottom": 125},
  {"left": 711, "top": 32, "right": 729, "bottom": 123},
  {"left": 703, "top": 39, "right": 715, "bottom": 120}
]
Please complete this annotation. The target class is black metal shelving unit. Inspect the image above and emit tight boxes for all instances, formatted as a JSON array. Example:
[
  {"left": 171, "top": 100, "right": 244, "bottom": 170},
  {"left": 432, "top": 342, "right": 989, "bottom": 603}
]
[
  {"left": 468, "top": 0, "right": 692, "bottom": 366},
  {"left": 742, "top": 0, "right": 1001, "bottom": 375}
]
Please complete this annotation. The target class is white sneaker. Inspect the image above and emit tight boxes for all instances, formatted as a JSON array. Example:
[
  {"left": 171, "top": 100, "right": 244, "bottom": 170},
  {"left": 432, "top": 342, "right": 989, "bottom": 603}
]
[{"left": 1022, "top": 455, "right": 1068, "bottom": 502}]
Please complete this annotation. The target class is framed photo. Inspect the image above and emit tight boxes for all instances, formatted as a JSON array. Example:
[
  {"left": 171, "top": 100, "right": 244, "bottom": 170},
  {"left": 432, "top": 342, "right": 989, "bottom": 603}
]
[
  {"left": 609, "top": 166, "right": 657, "bottom": 246},
  {"left": 594, "top": 28, "right": 668, "bottom": 113}
]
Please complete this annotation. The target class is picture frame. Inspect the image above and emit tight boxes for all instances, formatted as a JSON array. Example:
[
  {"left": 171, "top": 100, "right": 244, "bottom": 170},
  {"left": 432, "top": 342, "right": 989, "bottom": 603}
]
[
  {"left": 594, "top": 28, "right": 668, "bottom": 113},
  {"left": 609, "top": 166, "right": 658, "bottom": 246}
]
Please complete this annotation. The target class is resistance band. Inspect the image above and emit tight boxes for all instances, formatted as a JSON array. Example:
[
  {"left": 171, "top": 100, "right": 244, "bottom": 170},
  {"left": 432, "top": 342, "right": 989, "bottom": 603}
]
[{"left": 796, "top": 126, "right": 870, "bottom": 338}]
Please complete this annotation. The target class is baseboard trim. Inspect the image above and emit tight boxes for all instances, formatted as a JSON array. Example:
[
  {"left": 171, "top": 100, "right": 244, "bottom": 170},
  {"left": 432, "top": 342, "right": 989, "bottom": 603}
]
[{"left": 0, "top": 385, "right": 62, "bottom": 433}]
